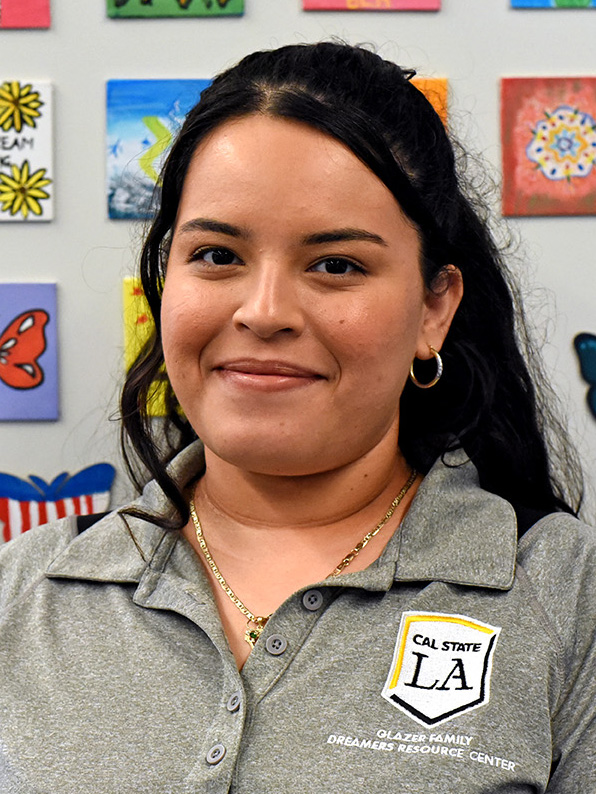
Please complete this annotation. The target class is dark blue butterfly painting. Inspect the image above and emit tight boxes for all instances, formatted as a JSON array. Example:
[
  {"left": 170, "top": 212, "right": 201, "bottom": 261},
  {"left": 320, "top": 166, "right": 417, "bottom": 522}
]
[{"left": 574, "top": 333, "right": 596, "bottom": 419}]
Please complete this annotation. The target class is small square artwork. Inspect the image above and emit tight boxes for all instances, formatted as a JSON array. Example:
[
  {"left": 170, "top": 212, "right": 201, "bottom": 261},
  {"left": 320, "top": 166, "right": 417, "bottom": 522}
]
[
  {"left": 412, "top": 77, "right": 448, "bottom": 125},
  {"left": 303, "top": 0, "right": 440, "bottom": 8},
  {"left": 107, "top": 79, "right": 210, "bottom": 220},
  {"left": 502, "top": 77, "right": 596, "bottom": 216},
  {"left": 0, "top": 0, "right": 50, "bottom": 29},
  {"left": 123, "top": 277, "right": 167, "bottom": 417},
  {"left": 107, "top": 0, "right": 243, "bottom": 18},
  {"left": 0, "top": 283, "right": 58, "bottom": 421},
  {"left": 511, "top": 1, "right": 596, "bottom": 7},
  {"left": 0, "top": 81, "right": 53, "bottom": 222}
]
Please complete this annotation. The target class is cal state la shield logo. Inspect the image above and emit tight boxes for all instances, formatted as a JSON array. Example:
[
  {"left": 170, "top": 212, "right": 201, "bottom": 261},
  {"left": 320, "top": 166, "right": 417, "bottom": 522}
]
[{"left": 382, "top": 612, "right": 500, "bottom": 727}]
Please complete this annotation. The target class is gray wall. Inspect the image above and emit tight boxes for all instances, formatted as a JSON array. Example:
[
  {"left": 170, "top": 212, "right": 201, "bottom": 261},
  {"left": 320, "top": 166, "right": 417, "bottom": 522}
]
[{"left": 2, "top": 0, "right": 595, "bottom": 513}]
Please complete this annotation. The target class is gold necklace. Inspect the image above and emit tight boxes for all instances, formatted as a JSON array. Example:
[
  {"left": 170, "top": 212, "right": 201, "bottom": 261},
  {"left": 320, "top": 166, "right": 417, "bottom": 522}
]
[{"left": 189, "top": 467, "right": 417, "bottom": 648}]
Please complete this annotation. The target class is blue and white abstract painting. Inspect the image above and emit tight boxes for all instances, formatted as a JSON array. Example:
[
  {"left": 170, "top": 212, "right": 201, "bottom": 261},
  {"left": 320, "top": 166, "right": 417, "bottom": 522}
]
[{"left": 107, "top": 79, "right": 210, "bottom": 219}]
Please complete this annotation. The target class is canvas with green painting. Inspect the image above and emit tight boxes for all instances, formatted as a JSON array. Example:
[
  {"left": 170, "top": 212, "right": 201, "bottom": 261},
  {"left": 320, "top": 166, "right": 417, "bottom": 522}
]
[{"left": 107, "top": 0, "right": 243, "bottom": 17}]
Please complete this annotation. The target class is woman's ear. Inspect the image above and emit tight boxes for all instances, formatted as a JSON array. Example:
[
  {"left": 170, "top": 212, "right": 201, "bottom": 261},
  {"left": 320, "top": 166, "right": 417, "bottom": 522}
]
[{"left": 416, "top": 265, "right": 463, "bottom": 359}]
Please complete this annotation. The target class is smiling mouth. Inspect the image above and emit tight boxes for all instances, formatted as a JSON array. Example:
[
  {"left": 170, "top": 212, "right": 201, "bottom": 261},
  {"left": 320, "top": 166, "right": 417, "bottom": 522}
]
[{"left": 214, "top": 359, "right": 325, "bottom": 389}]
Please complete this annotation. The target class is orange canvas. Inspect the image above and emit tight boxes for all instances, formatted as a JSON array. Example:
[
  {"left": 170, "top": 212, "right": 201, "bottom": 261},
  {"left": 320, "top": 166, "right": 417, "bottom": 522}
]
[{"left": 412, "top": 77, "right": 448, "bottom": 125}]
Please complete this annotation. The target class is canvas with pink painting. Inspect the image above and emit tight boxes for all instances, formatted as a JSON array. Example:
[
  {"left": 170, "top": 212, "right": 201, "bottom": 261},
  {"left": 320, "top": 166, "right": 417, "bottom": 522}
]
[{"left": 303, "top": 0, "right": 440, "bottom": 10}]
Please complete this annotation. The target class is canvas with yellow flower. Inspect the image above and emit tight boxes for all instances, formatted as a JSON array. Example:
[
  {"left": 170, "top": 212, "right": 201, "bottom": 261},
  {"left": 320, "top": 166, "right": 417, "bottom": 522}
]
[{"left": 0, "top": 81, "right": 53, "bottom": 222}]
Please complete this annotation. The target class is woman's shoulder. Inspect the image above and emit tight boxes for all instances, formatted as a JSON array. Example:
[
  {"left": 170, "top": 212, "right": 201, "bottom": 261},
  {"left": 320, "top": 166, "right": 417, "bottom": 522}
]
[
  {"left": 0, "top": 517, "right": 79, "bottom": 609},
  {"left": 517, "top": 510, "right": 596, "bottom": 575},
  {"left": 516, "top": 512, "right": 596, "bottom": 654}
]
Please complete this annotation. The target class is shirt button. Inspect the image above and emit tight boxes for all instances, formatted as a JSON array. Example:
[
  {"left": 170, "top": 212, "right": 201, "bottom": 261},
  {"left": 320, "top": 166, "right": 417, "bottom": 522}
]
[
  {"left": 302, "top": 589, "right": 323, "bottom": 611},
  {"left": 226, "top": 691, "right": 242, "bottom": 712},
  {"left": 206, "top": 743, "right": 226, "bottom": 765},
  {"left": 265, "top": 634, "right": 288, "bottom": 655}
]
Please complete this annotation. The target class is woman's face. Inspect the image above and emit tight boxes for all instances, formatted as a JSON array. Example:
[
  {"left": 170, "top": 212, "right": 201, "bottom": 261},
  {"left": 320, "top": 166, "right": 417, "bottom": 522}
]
[{"left": 161, "top": 115, "right": 461, "bottom": 476}]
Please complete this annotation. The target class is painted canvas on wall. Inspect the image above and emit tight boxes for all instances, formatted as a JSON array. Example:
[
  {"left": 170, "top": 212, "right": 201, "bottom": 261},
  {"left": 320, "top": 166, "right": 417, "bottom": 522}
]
[
  {"left": 123, "top": 277, "right": 167, "bottom": 416},
  {"left": 412, "top": 77, "right": 448, "bottom": 124},
  {"left": 0, "top": 81, "right": 53, "bottom": 221},
  {"left": 0, "top": 0, "right": 50, "bottom": 28},
  {"left": 303, "top": 0, "right": 440, "bottom": 9},
  {"left": 107, "top": 79, "right": 210, "bottom": 220},
  {"left": 502, "top": 77, "right": 596, "bottom": 216},
  {"left": 0, "top": 283, "right": 58, "bottom": 421},
  {"left": 0, "top": 463, "right": 115, "bottom": 541},
  {"left": 512, "top": 1, "right": 596, "bottom": 7},
  {"left": 574, "top": 333, "right": 596, "bottom": 419},
  {"left": 107, "top": 0, "right": 243, "bottom": 18}
]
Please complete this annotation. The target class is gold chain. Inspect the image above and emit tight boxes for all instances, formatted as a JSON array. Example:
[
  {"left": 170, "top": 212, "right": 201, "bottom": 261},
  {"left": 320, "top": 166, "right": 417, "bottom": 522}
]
[
  {"left": 327, "top": 467, "right": 418, "bottom": 576},
  {"left": 189, "top": 467, "right": 417, "bottom": 648},
  {"left": 190, "top": 499, "right": 269, "bottom": 647}
]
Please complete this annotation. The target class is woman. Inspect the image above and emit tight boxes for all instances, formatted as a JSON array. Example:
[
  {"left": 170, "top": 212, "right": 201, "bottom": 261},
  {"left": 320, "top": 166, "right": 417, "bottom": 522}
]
[{"left": 0, "top": 43, "right": 593, "bottom": 793}]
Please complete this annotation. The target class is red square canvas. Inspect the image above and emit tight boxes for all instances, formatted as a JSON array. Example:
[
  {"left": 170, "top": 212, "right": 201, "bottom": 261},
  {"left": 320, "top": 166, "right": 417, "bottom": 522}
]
[
  {"left": 502, "top": 77, "right": 596, "bottom": 216},
  {"left": 0, "top": 0, "right": 50, "bottom": 28},
  {"left": 303, "top": 0, "right": 440, "bottom": 10}
]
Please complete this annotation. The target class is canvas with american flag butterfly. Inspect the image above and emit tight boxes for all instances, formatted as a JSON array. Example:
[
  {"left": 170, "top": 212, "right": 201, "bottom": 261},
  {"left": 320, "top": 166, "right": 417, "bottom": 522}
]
[
  {"left": 0, "top": 282, "right": 58, "bottom": 420},
  {"left": 0, "top": 463, "right": 115, "bottom": 541}
]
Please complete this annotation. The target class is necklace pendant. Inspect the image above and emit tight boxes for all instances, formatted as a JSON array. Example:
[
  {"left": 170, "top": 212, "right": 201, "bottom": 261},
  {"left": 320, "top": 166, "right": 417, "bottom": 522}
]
[
  {"left": 244, "top": 617, "right": 267, "bottom": 648},
  {"left": 244, "top": 623, "right": 261, "bottom": 647}
]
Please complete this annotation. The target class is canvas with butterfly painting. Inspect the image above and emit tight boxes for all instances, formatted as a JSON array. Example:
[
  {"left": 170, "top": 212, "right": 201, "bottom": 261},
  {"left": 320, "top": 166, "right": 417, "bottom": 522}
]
[
  {"left": 574, "top": 332, "right": 596, "bottom": 419},
  {"left": 0, "top": 282, "right": 58, "bottom": 420}
]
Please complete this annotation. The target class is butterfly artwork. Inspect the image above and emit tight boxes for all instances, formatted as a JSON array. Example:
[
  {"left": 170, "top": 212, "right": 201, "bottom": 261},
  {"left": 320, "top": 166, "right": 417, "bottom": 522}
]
[
  {"left": 0, "top": 463, "right": 116, "bottom": 541},
  {"left": 0, "top": 310, "right": 49, "bottom": 389},
  {"left": 574, "top": 333, "right": 596, "bottom": 419},
  {"left": 0, "top": 283, "right": 58, "bottom": 420}
]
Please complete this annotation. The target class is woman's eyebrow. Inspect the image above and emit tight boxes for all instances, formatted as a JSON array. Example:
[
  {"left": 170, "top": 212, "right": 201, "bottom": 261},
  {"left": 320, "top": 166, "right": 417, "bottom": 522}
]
[
  {"left": 176, "top": 217, "right": 248, "bottom": 238},
  {"left": 302, "top": 228, "right": 388, "bottom": 247}
]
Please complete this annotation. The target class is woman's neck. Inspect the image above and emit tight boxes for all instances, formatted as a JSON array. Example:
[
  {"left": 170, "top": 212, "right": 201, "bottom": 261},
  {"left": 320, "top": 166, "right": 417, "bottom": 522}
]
[
  {"left": 195, "top": 443, "right": 415, "bottom": 532},
  {"left": 181, "top": 443, "right": 420, "bottom": 670}
]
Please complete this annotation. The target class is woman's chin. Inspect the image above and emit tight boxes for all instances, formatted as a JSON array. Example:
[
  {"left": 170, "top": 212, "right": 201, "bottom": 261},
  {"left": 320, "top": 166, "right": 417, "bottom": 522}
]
[{"left": 200, "top": 435, "right": 341, "bottom": 478}]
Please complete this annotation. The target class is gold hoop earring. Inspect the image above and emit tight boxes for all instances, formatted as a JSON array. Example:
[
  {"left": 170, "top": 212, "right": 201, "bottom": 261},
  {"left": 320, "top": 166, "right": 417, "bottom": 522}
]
[{"left": 409, "top": 346, "right": 443, "bottom": 389}]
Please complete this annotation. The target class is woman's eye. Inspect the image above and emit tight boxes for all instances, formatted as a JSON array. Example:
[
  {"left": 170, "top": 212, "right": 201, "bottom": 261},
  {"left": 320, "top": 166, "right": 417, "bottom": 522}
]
[
  {"left": 310, "top": 257, "right": 363, "bottom": 275},
  {"left": 193, "top": 247, "right": 242, "bottom": 266}
]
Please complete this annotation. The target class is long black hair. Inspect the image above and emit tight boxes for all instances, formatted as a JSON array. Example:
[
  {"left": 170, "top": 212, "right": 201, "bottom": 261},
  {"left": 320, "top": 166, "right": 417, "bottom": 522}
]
[{"left": 120, "top": 41, "right": 582, "bottom": 532}]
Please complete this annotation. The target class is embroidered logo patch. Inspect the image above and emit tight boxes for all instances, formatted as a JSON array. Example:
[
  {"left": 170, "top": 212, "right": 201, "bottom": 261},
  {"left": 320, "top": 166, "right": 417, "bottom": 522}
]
[{"left": 382, "top": 612, "right": 500, "bottom": 727}]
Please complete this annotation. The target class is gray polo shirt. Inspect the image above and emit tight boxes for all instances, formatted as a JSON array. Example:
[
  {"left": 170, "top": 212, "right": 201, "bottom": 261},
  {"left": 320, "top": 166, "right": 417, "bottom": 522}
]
[{"left": 0, "top": 443, "right": 594, "bottom": 793}]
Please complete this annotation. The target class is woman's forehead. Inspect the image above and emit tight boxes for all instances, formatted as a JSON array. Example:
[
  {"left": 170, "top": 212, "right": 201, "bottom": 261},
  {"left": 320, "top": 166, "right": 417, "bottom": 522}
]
[{"left": 177, "top": 115, "right": 415, "bottom": 237}]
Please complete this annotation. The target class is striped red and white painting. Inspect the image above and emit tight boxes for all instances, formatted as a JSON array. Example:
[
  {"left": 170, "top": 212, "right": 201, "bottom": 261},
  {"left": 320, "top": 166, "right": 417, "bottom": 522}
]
[{"left": 0, "top": 464, "right": 115, "bottom": 541}]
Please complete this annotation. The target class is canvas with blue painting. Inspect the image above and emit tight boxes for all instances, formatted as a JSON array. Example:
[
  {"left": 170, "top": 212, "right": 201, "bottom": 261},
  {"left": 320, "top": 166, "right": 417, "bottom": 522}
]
[
  {"left": 574, "top": 333, "right": 596, "bottom": 419},
  {"left": 512, "top": 1, "right": 596, "bottom": 7},
  {"left": 107, "top": 79, "right": 210, "bottom": 220}
]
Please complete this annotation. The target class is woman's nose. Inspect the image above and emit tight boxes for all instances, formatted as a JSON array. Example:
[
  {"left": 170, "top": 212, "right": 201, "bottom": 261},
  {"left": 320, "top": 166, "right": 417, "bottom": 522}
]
[{"left": 232, "top": 266, "right": 305, "bottom": 339}]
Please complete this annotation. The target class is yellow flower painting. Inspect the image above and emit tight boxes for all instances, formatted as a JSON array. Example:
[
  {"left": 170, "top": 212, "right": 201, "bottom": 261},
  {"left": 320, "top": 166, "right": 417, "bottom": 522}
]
[
  {"left": 0, "top": 160, "right": 51, "bottom": 219},
  {"left": 0, "top": 81, "right": 43, "bottom": 133},
  {"left": 0, "top": 80, "right": 53, "bottom": 222}
]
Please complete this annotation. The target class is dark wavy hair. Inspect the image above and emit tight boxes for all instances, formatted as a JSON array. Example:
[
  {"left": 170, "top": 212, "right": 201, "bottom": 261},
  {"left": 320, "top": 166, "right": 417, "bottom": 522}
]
[{"left": 120, "top": 41, "right": 582, "bottom": 533}]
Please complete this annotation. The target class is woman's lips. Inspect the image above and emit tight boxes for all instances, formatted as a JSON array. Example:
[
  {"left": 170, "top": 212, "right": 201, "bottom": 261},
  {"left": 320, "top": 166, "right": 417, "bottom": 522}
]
[{"left": 213, "top": 359, "right": 324, "bottom": 391}]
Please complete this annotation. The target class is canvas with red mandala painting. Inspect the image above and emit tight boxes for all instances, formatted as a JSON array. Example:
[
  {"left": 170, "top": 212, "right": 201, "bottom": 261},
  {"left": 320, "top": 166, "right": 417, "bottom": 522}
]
[{"left": 502, "top": 77, "right": 596, "bottom": 216}]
